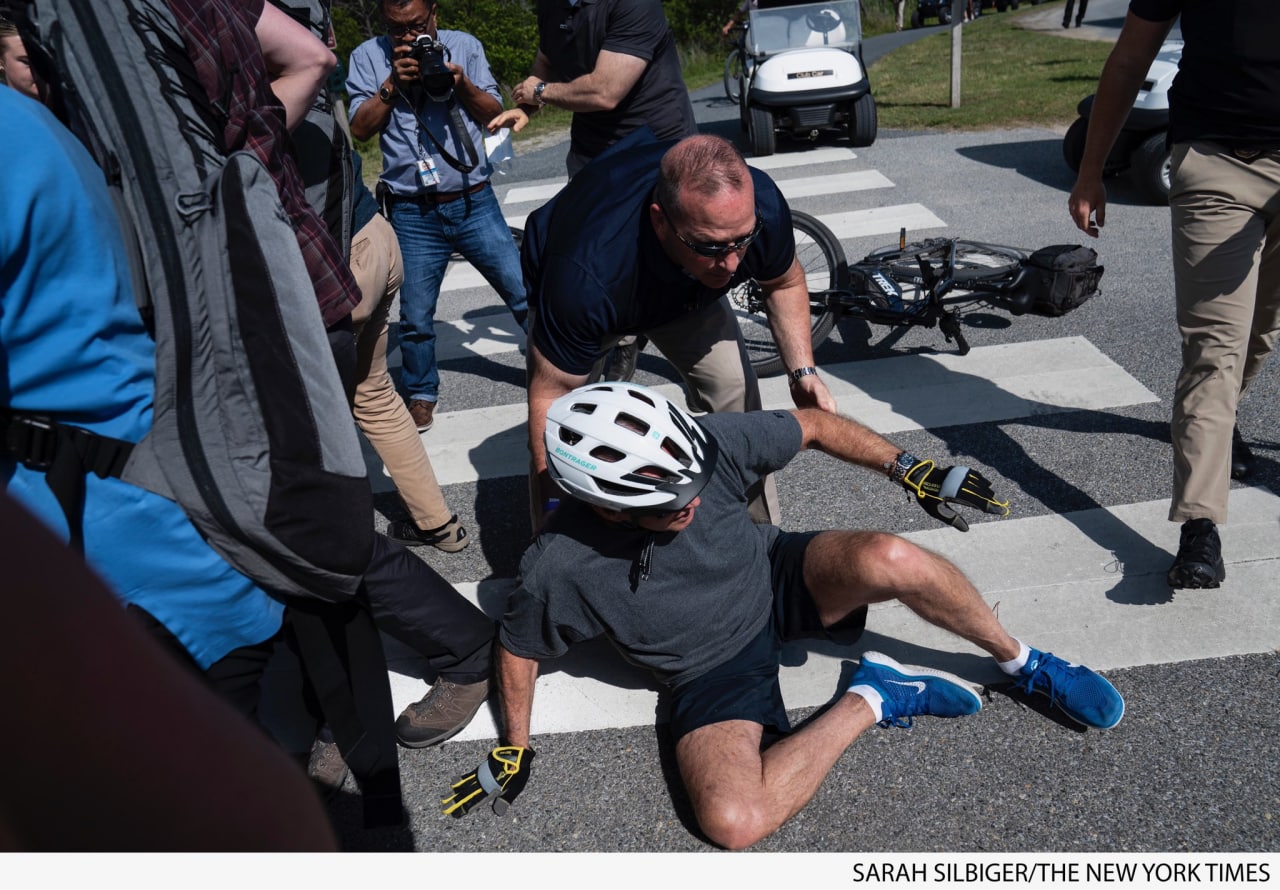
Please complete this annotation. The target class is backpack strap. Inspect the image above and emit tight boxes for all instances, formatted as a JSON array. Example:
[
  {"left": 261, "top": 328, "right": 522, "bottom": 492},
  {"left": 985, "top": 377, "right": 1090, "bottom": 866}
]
[
  {"left": 2, "top": 412, "right": 135, "bottom": 552},
  {"left": 287, "top": 595, "right": 405, "bottom": 827}
]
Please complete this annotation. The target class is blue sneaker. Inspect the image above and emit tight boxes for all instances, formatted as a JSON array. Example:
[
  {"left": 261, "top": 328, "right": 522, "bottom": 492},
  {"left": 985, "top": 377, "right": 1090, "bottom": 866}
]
[
  {"left": 850, "top": 651, "right": 982, "bottom": 728},
  {"left": 1016, "top": 648, "right": 1124, "bottom": 730}
]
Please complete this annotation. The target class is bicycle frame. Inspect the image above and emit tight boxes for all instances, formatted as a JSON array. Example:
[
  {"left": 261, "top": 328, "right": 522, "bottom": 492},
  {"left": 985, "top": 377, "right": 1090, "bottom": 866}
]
[{"left": 745, "top": 238, "right": 1033, "bottom": 357}]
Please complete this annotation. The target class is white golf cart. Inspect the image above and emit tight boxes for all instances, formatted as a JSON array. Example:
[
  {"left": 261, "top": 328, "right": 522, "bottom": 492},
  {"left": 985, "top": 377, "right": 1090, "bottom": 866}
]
[
  {"left": 737, "top": 0, "right": 877, "bottom": 157},
  {"left": 1062, "top": 40, "right": 1181, "bottom": 204}
]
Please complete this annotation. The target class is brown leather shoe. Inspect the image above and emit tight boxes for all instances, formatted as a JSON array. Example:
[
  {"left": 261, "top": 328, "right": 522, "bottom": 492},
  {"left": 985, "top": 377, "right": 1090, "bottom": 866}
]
[
  {"left": 396, "top": 678, "right": 489, "bottom": 748},
  {"left": 408, "top": 398, "right": 436, "bottom": 432}
]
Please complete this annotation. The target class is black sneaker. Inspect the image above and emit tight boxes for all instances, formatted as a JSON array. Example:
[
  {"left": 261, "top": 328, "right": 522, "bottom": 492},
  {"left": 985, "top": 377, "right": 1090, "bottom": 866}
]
[
  {"left": 603, "top": 338, "right": 642, "bottom": 381},
  {"left": 1167, "top": 518, "right": 1226, "bottom": 589},
  {"left": 1231, "top": 425, "right": 1254, "bottom": 480}
]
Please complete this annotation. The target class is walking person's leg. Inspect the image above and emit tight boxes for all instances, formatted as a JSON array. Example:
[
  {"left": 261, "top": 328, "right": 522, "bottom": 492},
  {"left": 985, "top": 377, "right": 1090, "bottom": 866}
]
[
  {"left": 389, "top": 201, "right": 452, "bottom": 429},
  {"left": 447, "top": 185, "right": 529, "bottom": 336},
  {"left": 350, "top": 214, "right": 466, "bottom": 550}
]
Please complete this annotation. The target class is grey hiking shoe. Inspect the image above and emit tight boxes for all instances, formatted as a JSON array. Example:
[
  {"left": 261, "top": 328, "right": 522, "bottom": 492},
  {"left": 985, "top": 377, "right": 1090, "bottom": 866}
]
[
  {"left": 307, "top": 736, "right": 349, "bottom": 798},
  {"left": 396, "top": 678, "right": 490, "bottom": 748}
]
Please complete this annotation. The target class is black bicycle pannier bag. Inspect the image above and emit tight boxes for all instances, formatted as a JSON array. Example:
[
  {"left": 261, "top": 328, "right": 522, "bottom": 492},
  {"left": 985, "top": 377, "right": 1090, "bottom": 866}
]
[{"left": 1025, "top": 244, "right": 1104, "bottom": 317}]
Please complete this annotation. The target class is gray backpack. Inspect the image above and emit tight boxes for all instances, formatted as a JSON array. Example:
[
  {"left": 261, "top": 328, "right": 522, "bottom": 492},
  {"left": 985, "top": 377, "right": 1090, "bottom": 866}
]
[
  {"left": 14, "top": 0, "right": 373, "bottom": 603},
  {"left": 9, "top": 0, "right": 404, "bottom": 827}
]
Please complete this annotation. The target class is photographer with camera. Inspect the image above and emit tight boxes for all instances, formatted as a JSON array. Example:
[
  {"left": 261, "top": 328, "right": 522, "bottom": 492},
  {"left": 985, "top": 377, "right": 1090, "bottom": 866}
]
[{"left": 348, "top": 0, "right": 528, "bottom": 434}]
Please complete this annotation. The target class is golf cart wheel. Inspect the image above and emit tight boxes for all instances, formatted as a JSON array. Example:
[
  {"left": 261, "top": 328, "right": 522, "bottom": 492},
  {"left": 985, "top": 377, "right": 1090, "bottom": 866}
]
[
  {"left": 1062, "top": 116, "right": 1088, "bottom": 173},
  {"left": 995, "top": 1, "right": 1008, "bottom": 11},
  {"left": 848, "top": 93, "right": 877, "bottom": 148},
  {"left": 938, "top": 4, "right": 952, "bottom": 24},
  {"left": 910, "top": 10, "right": 922, "bottom": 27},
  {"left": 1131, "top": 131, "right": 1172, "bottom": 205},
  {"left": 748, "top": 106, "right": 776, "bottom": 157}
]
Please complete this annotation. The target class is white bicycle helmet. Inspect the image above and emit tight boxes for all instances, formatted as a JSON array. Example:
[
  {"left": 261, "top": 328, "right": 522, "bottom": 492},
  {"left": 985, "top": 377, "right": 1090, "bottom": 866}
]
[{"left": 544, "top": 382, "right": 718, "bottom": 514}]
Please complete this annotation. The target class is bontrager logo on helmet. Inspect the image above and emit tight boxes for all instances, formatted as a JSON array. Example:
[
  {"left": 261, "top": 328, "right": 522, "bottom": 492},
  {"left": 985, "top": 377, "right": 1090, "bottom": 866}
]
[{"left": 544, "top": 382, "right": 718, "bottom": 514}]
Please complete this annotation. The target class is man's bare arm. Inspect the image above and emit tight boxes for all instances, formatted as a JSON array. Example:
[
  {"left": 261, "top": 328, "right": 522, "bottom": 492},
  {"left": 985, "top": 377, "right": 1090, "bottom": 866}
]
[
  {"left": 1067, "top": 11, "right": 1175, "bottom": 236},
  {"left": 791, "top": 407, "right": 900, "bottom": 476},
  {"left": 496, "top": 644, "right": 540, "bottom": 748},
  {"left": 511, "top": 50, "right": 646, "bottom": 112},
  {"left": 761, "top": 257, "right": 837, "bottom": 412},
  {"left": 527, "top": 336, "right": 590, "bottom": 520},
  {"left": 256, "top": 3, "right": 334, "bottom": 131}
]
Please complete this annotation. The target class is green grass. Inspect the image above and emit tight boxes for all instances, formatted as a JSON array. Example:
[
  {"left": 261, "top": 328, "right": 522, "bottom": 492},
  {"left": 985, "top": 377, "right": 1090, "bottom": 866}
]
[{"left": 868, "top": 12, "right": 1112, "bottom": 130}]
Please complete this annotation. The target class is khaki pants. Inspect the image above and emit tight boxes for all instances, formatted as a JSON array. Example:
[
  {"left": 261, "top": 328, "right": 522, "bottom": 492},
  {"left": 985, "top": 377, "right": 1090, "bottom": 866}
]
[
  {"left": 1168, "top": 142, "right": 1280, "bottom": 523},
  {"left": 349, "top": 213, "right": 452, "bottom": 531}
]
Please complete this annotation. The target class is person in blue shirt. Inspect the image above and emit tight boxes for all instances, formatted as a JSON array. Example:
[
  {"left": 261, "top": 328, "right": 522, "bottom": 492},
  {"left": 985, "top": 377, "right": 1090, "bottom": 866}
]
[
  {"left": 347, "top": 0, "right": 528, "bottom": 433},
  {"left": 0, "top": 86, "right": 283, "bottom": 713}
]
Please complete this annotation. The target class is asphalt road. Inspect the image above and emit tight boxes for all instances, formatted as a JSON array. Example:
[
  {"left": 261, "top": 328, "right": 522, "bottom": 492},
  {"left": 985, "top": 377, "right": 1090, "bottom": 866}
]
[{"left": 310, "top": 2, "right": 1280, "bottom": 861}]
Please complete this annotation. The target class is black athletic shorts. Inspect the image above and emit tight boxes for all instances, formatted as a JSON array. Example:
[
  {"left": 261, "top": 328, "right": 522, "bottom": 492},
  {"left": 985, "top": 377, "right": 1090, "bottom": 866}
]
[{"left": 665, "top": 530, "right": 868, "bottom": 742}]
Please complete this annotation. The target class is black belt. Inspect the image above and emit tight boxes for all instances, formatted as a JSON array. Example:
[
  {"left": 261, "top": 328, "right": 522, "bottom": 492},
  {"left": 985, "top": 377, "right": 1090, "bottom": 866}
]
[{"left": 388, "top": 180, "right": 488, "bottom": 205}]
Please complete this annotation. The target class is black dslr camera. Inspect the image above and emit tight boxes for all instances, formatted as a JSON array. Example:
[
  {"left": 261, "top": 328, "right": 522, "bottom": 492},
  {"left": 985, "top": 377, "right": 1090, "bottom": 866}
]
[{"left": 409, "top": 34, "right": 454, "bottom": 102}]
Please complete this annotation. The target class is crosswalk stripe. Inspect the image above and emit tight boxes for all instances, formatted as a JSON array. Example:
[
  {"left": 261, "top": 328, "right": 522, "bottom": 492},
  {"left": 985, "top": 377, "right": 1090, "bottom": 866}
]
[
  {"left": 747, "top": 146, "right": 859, "bottom": 170},
  {"left": 374, "top": 337, "right": 1157, "bottom": 489},
  {"left": 501, "top": 179, "right": 564, "bottom": 205},
  {"left": 777, "top": 169, "right": 894, "bottom": 199},
  {"left": 371, "top": 486, "right": 1280, "bottom": 742},
  {"left": 818, "top": 203, "right": 946, "bottom": 240}
]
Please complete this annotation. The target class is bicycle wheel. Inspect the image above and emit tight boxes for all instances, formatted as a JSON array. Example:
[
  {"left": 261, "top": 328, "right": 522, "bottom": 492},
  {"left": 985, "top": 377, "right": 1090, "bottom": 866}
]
[
  {"left": 864, "top": 239, "right": 1025, "bottom": 288},
  {"left": 723, "top": 47, "right": 744, "bottom": 103},
  {"left": 730, "top": 210, "right": 846, "bottom": 378}
]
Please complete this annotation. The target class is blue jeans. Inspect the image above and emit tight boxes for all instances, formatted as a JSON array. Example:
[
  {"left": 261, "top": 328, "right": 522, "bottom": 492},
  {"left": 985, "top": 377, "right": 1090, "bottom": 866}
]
[{"left": 388, "top": 183, "right": 528, "bottom": 402}]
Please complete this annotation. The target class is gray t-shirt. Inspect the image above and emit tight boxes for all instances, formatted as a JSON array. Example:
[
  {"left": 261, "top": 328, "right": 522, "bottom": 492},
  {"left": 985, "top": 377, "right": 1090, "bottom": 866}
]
[{"left": 500, "top": 410, "right": 803, "bottom": 685}]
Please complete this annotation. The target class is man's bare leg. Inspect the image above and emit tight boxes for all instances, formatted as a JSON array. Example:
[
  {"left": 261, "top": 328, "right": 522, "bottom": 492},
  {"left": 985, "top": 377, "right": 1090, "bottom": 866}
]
[
  {"left": 675, "top": 698, "right": 876, "bottom": 851},
  {"left": 803, "top": 530, "right": 1020, "bottom": 662}
]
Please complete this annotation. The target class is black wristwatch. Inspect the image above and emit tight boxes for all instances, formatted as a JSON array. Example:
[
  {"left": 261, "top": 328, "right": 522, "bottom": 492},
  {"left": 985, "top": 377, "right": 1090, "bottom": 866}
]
[{"left": 378, "top": 82, "right": 396, "bottom": 105}]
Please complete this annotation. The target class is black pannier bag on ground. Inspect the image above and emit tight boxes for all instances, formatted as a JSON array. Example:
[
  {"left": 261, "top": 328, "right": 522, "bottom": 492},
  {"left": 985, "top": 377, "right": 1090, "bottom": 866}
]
[{"left": 1025, "top": 244, "right": 1105, "bottom": 317}]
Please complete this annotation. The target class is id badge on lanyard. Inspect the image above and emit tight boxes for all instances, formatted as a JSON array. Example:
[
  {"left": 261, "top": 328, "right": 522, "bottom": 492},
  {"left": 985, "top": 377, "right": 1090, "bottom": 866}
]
[{"left": 416, "top": 147, "right": 440, "bottom": 188}]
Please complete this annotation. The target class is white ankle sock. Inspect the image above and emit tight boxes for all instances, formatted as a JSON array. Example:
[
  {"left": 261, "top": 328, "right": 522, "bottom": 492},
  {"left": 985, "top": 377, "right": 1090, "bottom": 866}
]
[
  {"left": 998, "top": 640, "right": 1031, "bottom": 676},
  {"left": 849, "top": 685, "right": 885, "bottom": 722}
]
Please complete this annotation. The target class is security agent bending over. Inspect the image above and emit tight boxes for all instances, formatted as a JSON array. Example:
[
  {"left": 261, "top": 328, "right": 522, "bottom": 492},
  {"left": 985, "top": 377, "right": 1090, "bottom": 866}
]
[{"left": 521, "top": 131, "right": 837, "bottom": 532}]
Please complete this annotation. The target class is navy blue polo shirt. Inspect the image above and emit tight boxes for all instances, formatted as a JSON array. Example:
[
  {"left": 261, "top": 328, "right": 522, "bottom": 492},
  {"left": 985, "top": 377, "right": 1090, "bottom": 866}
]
[{"left": 522, "top": 128, "right": 795, "bottom": 376}]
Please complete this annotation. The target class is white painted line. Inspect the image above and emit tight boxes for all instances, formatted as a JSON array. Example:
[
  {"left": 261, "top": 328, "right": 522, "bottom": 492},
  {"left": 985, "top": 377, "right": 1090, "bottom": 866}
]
[
  {"left": 501, "top": 180, "right": 565, "bottom": 205},
  {"left": 777, "top": 169, "right": 894, "bottom": 200},
  {"left": 419, "top": 337, "right": 1157, "bottom": 486},
  {"left": 818, "top": 203, "right": 947, "bottom": 240},
  {"left": 747, "top": 146, "right": 859, "bottom": 170},
  {"left": 379, "top": 486, "right": 1280, "bottom": 742}
]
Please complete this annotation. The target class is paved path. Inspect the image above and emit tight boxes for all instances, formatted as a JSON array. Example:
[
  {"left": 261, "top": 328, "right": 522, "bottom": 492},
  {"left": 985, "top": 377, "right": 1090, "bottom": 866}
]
[{"left": 289, "top": 114, "right": 1280, "bottom": 853}]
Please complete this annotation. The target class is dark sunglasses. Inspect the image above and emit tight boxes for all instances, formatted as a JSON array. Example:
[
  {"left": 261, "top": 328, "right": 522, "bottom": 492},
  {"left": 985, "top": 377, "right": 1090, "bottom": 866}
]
[{"left": 657, "top": 196, "right": 764, "bottom": 258}]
